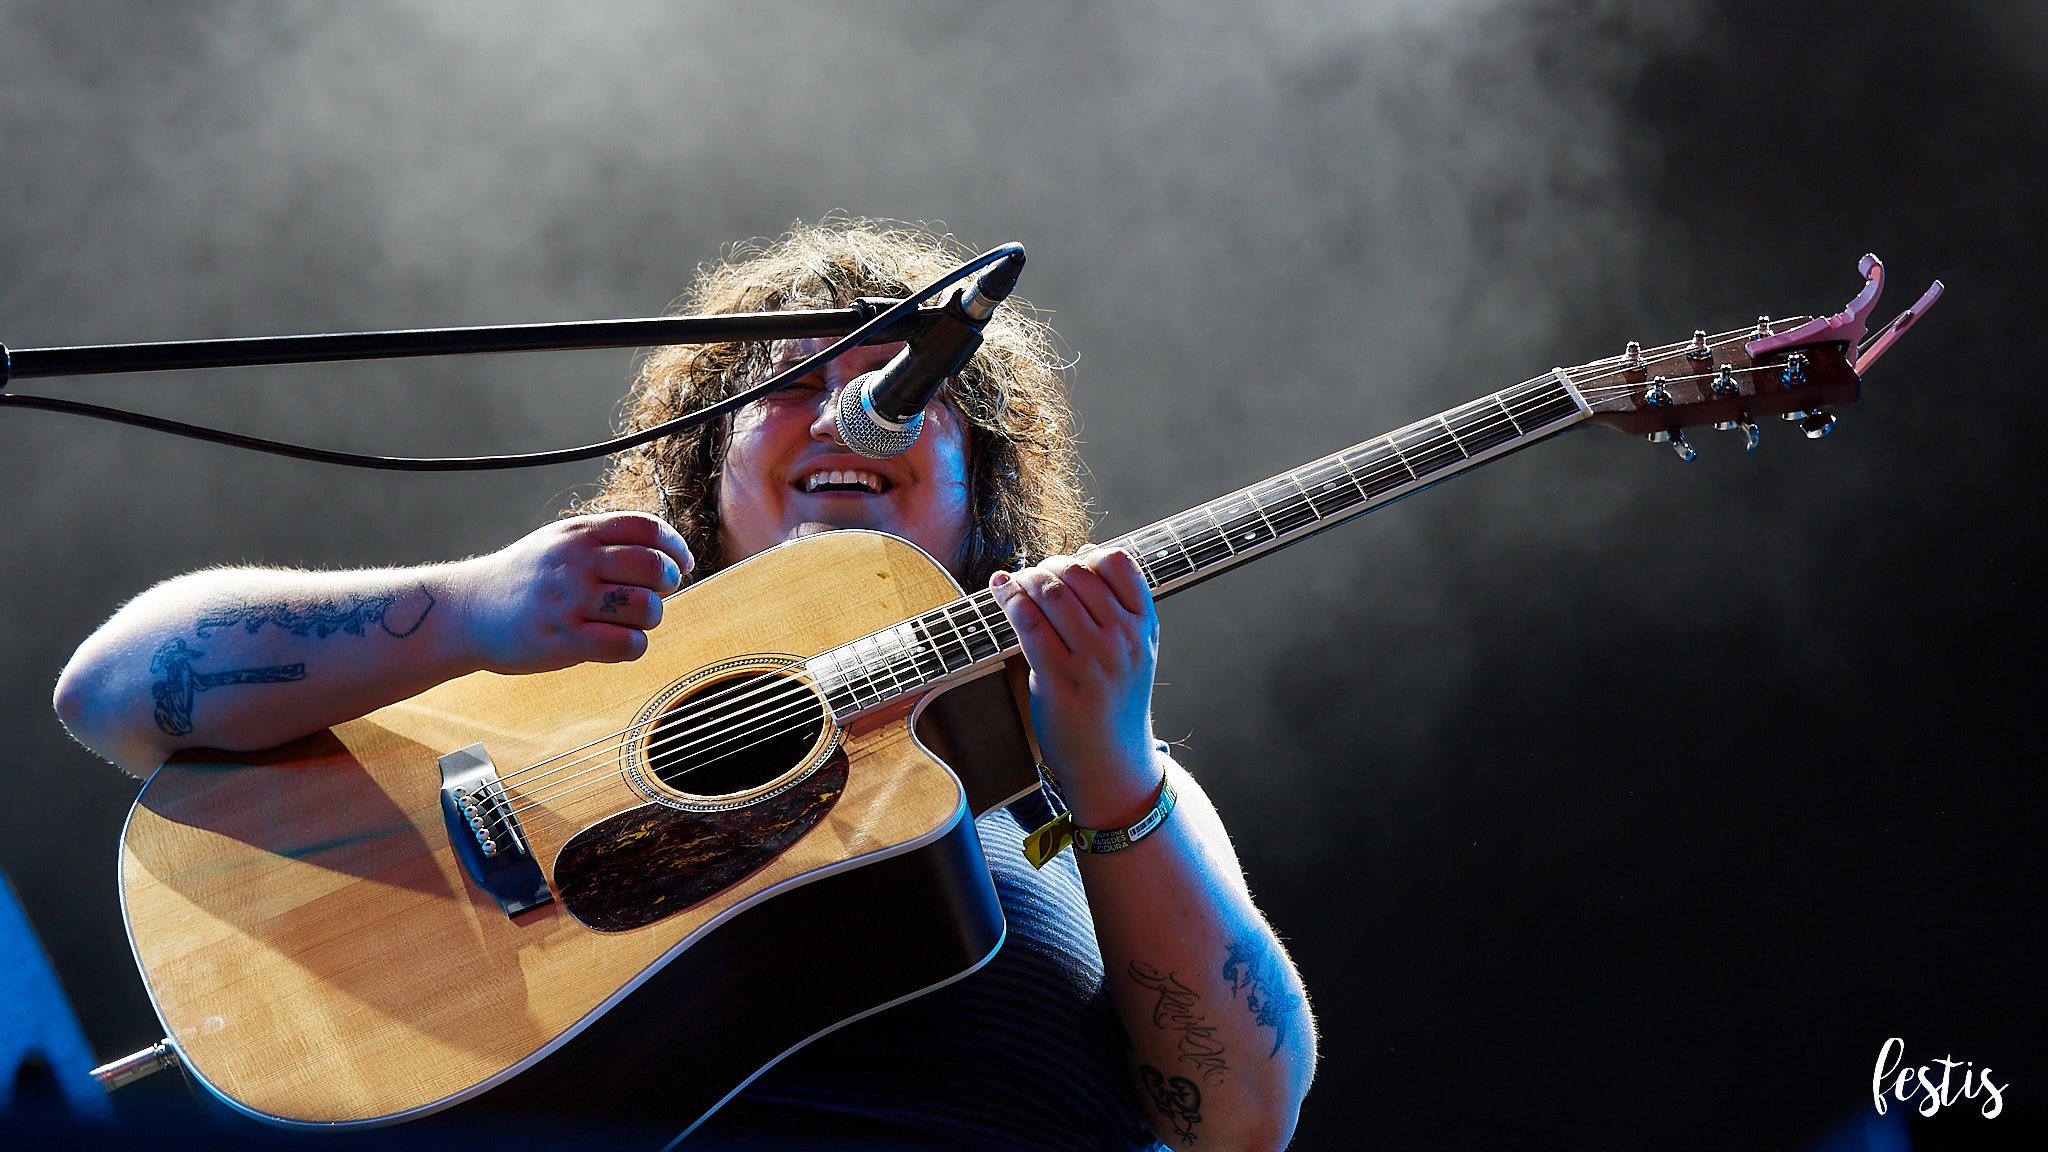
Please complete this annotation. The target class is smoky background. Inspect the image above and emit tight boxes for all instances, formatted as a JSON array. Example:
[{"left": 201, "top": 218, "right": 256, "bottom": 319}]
[{"left": 2, "top": 1, "right": 2042, "bottom": 1147}]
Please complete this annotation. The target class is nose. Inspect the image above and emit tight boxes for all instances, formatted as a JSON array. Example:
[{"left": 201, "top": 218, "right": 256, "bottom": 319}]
[{"left": 808, "top": 375, "right": 853, "bottom": 446}]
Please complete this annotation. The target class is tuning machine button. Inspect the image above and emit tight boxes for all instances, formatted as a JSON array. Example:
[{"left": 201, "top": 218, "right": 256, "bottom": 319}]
[
  {"left": 1713, "top": 418, "right": 1762, "bottom": 451},
  {"left": 1686, "top": 330, "right": 1712, "bottom": 362},
  {"left": 1800, "top": 412, "right": 1836, "bottom": 439},
  {"left": 1644, "top": 428, "right": 1696, "bottom": 461}
]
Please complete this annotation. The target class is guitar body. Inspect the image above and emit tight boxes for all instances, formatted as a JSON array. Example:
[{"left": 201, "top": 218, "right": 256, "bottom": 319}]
[{"left": 118, "top": 530, "right": 1007, "bottom": 1134}]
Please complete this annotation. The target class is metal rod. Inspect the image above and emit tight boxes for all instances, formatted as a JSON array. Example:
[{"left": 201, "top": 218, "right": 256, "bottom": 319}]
[{"left": 2, "top": 299, "right": 935, "bottom": 383}]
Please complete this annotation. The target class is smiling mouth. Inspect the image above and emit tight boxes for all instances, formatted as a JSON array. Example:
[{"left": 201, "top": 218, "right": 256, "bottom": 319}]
[{"left": 798, "top": 469, "right": 892, "bottom": 495}]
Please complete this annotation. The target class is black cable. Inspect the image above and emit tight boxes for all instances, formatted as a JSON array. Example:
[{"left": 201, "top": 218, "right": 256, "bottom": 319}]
[{"left": 0, "top": 244, "right": 1023, "bottom": 471}]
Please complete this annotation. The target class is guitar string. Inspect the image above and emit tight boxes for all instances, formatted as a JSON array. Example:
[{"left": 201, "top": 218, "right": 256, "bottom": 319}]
[
  {"left": 498, "top": 371, "right": 1584, "bottom": 812},
  {"left": 496, "top": 334, "right": 1802, "bottom": 817},
  {"left": 498, "top": 332, "right": 1808, "bottom": 816},
  {"left": 494, "top": 320, "right": 1802, "bottom": 789},
  {"left": 494, "top": 327, "right": 1814, "bottom": 814},
  {"left": 495, "top": 373, "right": 1634, "bottom": 815}
]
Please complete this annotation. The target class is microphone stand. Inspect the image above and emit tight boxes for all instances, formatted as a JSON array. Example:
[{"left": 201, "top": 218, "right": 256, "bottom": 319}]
[
  {"left": 0, "top": 298, "right": 939, "bottom": 384},
  {"left": 0, "top": 240, "right": 1020, "bottom": 469}
]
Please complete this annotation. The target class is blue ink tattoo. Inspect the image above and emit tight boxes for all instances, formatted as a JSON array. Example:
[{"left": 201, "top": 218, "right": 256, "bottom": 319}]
[
  {"left": 150, "top": 638, "right": 305, "bottom": 736},
  {"left": 1222, "top": 935, "right": 1303, "bottom": 1057},
  {"left": 196, "top": 587, "right": 435, "bottom": 640}
]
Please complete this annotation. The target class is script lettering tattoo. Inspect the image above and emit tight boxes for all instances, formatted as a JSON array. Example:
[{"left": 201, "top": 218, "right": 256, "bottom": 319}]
[
  {"left": 599, "top": 589, "right": 628, "bottom": 614},
  {"left": 1127, "top": 960, "right": 1230, "bottom": 1085},
  {"left": 1222, "top": 933, "right": 1304, "bottom": 1057},
  {"left": 195, "top": 587, "right": 435, "bottom": 640},
  {"left": 149, "top": 638, "right": 305, "bottom": 736},
  {"left": 1139, "top": 1064, "right": 1203, "bottom": 1144}
]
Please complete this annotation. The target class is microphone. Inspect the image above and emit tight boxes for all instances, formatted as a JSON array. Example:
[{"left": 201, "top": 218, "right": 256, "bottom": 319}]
[{"left": 836, "top": 249, "right": 1026, "bottom": 458}]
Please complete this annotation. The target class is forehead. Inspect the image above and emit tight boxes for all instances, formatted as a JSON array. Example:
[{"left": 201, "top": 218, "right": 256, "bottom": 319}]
[{"left": 766, "top": 337, "right": 904, "bottom": 374}]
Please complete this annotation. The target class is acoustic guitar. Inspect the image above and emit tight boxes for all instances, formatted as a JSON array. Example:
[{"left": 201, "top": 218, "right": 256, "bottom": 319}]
[{"left": 115, "top": 255, "right": 1939, "bottom": 1140}]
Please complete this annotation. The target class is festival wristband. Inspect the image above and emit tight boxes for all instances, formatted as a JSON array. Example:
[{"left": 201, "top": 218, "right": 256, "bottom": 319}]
[{"left": 1022, "top": 769, "right": 1178, "bottom": 869}]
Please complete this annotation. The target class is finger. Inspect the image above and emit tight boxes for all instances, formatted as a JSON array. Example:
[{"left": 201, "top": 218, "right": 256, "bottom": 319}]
[
  {"left": 1045, "top": 554, "right": 1128, "bottom": 632},
  {"left": 1010, "top": 561, "right": 1099, "bottom": 654},
  {"left": 571, "top": 620, "right": 650, "bottom": 664},
  {"left": 1087, "top": 546, "right": 1153, "bottom": 617},
  {"left": 990, "top": 570, "right": 1071, "bottom": 662},
  {"left": 585, "top": 512, "right": 694, "bottom": 575},
  {"left": 595, "top": 544, "right": 684, "bottom": 595},
  {"left": 589, "top": 584, "right": 663, "bottom": 630}
]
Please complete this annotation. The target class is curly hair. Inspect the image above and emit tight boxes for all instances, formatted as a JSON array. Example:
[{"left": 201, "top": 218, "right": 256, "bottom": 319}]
[{"left": 574, "top": 219, "right": 1092, "bottom": 586}]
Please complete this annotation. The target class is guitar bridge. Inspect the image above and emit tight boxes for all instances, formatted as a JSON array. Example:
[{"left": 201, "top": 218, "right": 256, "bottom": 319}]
[{"left": 438, "top": 743, "right": 554, "bottom": 918}]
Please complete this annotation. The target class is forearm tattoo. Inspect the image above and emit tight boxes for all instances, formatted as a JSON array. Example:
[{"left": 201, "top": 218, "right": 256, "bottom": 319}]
[
  {"left": 1222, "top": 933, "right": 1304, "bottom": 1057},
  {"left": 1127, "top": 960, "right": 1230, "bottom": 1085},
  {"left": 148, "top": 586, "right": 434, "bottom": 736},
  {"left": 196, "top": 587, "right": 436, "bottom": 640},
  {"left": 150, "top": 639, "right": 303, "bottom": 736},
  {"left": 1139, "top": 1064, "right": 1203, "bottom": 1144}
]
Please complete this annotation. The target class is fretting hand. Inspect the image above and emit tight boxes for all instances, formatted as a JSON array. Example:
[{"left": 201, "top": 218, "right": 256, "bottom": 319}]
[{"left": 990, "top": 546, "right": 1161, "bottom": 827}]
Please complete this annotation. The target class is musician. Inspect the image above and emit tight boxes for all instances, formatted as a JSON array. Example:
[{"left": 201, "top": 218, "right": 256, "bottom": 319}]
[{"left": 54, "top": 220, "right": 1315, "bottom": 1150}]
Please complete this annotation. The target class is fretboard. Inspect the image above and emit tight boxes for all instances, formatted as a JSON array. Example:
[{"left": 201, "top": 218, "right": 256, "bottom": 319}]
[{"left": 806, "top": 370, "right": 1591, "bottom": 720}]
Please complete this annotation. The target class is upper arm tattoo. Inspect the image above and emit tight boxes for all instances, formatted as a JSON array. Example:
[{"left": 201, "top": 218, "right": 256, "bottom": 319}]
[{"left": 1222, "top": 933, "right": 1305, "bottom": 1056}]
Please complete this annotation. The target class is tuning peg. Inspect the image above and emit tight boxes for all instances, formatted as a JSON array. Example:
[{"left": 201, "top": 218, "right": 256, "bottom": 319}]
[
  {"left": 1711, "top": 363, "right": 1740, "bottom": 396},
  {"left": 1754, "top": 315, "right": 1774, "bottom": 339},
  {"left": 1643, "top": 376, "right": 1673, "bottom": 406},
  {"left": 1645, "top": 428, "right": 1697, "bottom": 461},
  {"left": 1781, "top": 352, "right": 1808, "bottom": 386},
  {"left": 1622, "top": 340, "right": 1644, "bottom": 372},
  {"left": 1686, "top": 330, "right": 1712, "bottom": 362},
  {"left": 1800, "top": 412, "right": 1836, "bottom": 439},
  {"left": 1714, "top": 418, "right": 1762, "bottom": 451}
]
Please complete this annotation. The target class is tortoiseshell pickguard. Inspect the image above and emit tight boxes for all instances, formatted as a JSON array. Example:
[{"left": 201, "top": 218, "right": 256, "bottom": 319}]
[{"left": 553, "top": 752, "right": 848, "bottom": 932}]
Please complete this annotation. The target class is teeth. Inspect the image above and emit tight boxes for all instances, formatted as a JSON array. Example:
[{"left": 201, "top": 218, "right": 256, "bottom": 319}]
[{"left": 802, "top": 470, "right": 884, "bottom": 493}]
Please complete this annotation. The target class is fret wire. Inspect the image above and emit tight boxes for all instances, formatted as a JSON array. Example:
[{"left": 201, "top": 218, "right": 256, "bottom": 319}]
[
  {"left": 854, "top": 633, "right": 894, "bottom": 703},
  {"left": 1303, "top": 454, "right": 1369, "bottom": 513},
  {"left": 1234, "top": 487, "right": 1280, "bottom": 546},
  {"left": 929, "top": 602, "right": 973, "bottom": 671},
  {"left": 907, "top": 617, "right": 947, "bottom": 681},
  {"left": 1492, "top": 391, "right": 1525, "bottom": 435},
  {"left": 1436, "top": 414, "right": 1472, "bottom": 458},
  {"left": 1386, "top": 434, "right": 1420, "bottom": 482},
  {"left": 1165, "top": 521, "right": 1201, "bottom": 570},
  {"left": 879, "top": 625, "right": 918, "bottom": 694}
]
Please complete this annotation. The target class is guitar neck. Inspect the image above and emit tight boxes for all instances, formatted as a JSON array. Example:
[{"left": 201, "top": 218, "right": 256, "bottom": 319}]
[{"left": 807, "top": 370, "right": 1592, "bottom": 720}]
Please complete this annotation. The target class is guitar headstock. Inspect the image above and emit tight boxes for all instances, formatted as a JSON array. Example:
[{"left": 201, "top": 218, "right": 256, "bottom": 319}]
[{"left": 1574, "top": 255, "right": 1943, "bottom": 458}]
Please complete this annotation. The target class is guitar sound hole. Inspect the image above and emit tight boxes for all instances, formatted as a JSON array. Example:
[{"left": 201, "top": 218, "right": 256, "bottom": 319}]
[{"left": 647, "top": 671, "right": 826, "bottom": 799}]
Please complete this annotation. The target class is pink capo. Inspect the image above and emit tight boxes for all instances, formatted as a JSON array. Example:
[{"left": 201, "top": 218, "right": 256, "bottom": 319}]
[{"left": 1745, "top": 253, "right": 1945, "bottom": 376}]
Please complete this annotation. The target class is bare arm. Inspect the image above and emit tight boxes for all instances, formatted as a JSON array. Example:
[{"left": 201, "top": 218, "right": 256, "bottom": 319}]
[
  {"left": 993, "top": 549, "right": 1316, "bottom": 1152},
  {"left": 54, "top": 512, "right": 692, "bottom": 776}
]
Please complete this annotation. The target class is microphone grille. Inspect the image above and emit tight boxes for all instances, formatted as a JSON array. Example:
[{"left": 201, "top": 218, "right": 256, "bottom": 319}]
[{"left": 836, "top": 380, "right": 924, "bottom": 459}]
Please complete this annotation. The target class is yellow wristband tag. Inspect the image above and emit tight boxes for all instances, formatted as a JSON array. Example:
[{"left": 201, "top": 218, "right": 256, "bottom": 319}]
[{"left": 1021, "top": 812, "right": 1074, "bottom": 869}]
